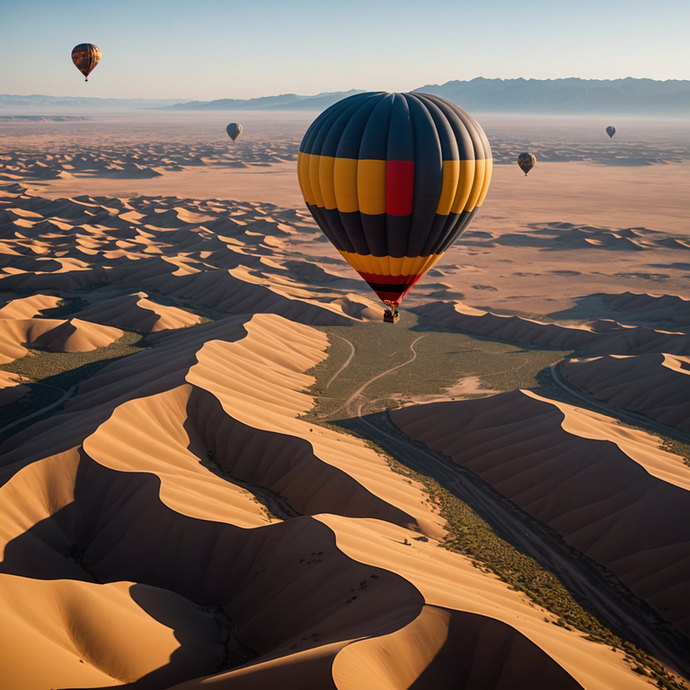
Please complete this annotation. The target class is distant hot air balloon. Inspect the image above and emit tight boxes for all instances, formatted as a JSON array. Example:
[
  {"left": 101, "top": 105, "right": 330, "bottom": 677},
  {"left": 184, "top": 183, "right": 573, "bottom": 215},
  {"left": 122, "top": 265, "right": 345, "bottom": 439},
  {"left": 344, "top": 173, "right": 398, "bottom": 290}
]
[
  {"left": 71, "top": 43, "right": 101, "bottom": 82},
  {"left": 226, "top": 123, "right": 243, "bottom": 141},
  {"left": 606, "top": 126, "right": 616, "bottom": 139},
  {"left": 297, "top": 92, "right": 492, "bottom": 323},
  {"left": 517, "top": 152, "right": 536, "bottom": 176}
]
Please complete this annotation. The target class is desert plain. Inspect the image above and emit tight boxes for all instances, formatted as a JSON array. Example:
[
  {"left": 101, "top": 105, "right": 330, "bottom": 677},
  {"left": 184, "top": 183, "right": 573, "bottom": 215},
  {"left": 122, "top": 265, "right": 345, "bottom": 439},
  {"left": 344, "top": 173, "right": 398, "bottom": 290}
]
[{"left": 0, "top": 109, "right": 689, "bottom": 689}]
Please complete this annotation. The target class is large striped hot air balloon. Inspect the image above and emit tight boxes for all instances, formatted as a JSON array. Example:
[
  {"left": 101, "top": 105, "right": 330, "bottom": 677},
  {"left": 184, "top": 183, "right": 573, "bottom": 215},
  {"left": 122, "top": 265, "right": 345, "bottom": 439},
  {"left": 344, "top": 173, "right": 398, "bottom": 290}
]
[
  {"left": 71, "top": 43, "right": 101, "bottom": 82},
  {"left": 297, "top": 92, "right": 492, "bottom": 322}
]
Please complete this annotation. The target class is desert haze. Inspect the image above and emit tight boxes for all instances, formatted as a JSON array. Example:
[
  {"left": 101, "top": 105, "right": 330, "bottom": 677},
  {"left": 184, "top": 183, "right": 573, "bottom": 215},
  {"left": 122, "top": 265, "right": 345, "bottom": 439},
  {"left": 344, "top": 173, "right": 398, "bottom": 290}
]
[{"left": 0, "top": 109, "right": 689, "bottom": 689}]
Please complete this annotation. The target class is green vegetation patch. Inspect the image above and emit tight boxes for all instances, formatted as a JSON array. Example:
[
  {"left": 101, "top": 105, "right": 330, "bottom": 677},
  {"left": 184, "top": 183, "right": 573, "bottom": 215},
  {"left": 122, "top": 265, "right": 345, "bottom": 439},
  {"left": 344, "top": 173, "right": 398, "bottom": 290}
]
[
  {"left": 0, "top": 331, "right": 147, "bottom": 382},
  {"left": 660, "top": 438, "right": 690, "bottom": 469},
  {"left": 307, "top": 310, "right": 571, "bottom": 420},
  {"left": 0, "top": 331, "right": 149, "bottom": 437}
]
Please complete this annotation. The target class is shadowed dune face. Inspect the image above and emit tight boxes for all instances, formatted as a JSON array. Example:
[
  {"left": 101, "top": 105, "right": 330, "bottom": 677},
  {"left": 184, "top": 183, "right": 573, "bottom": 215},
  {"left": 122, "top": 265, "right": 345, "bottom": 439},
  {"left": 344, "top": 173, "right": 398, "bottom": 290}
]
[
  {"left": 391, "top": 390, "right": 690, "bottom": 635},
  {"left": 0, "top": 316, "right": 123, "bottom": 363},
  {"left": 562, "top": 353, "right": 690, "bottom": 431},
  {"left": 415, "top": 300, "right": 690, "bottom": 357}
]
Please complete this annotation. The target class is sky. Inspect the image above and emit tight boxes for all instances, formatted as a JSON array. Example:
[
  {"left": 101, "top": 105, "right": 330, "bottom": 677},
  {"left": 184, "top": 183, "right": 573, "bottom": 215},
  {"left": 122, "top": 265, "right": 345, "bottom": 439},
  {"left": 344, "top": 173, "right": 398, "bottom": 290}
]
[{"left": 1, "top": 0, "right": 689, "bottom": 101}]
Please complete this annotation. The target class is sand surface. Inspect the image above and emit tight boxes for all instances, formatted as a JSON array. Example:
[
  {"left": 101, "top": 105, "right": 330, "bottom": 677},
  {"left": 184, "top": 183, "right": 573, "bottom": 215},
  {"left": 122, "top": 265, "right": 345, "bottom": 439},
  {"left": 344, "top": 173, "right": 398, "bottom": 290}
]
[{"left": 0, "top": 111, "right": 688, "bottom": 688}]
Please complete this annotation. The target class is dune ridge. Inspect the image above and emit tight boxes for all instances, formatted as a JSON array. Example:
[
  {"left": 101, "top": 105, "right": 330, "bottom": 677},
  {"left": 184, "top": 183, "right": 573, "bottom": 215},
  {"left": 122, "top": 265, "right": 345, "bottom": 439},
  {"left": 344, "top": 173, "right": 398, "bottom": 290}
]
[
  {"left": 0, "top": 316, "right": 123, "bottom": 363},
  {"left": 415, "top": 300, "right": 690, "bottom": 356},
  {"left": 562, "top": 354, "right": 690, "bottom": 431},
  {"left": 391, "top": 390, "right": 690, "bottom": 635}
]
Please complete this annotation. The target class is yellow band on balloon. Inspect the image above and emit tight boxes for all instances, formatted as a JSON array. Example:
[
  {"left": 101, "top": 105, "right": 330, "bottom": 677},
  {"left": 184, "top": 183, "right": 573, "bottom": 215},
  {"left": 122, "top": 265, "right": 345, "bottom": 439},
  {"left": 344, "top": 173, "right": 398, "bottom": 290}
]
[{"left": 338, "top": 251, "right": 444, "bottom": 278}]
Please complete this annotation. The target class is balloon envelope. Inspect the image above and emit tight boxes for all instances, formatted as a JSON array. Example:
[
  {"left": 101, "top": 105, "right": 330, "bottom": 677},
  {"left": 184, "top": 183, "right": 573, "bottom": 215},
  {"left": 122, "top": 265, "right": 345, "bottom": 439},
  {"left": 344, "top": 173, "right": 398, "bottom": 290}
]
[
  {"left": 226, "top": 123, "right": 243, "bottom": 141},
  {"left": 517, "top": 152, "right": 536, "bottom": 175},
  {"left": 606, "top": 126, "right": 616, "bottom": 138},
  {"left": 71, "top": 44, "right": 101, "bottom": 81},
  {"left": 297, "top": 92, "right": 492, "bottom": 307}
]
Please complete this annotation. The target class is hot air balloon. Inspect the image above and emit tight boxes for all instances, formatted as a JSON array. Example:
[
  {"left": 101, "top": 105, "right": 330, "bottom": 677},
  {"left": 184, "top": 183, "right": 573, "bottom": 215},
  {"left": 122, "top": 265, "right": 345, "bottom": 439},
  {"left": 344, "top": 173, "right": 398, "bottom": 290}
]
[
  {"left": 606, "top": 126, "right": 616, "bottom": 138},
  {"left": 297, "top": 92, "right": 492, "bottom": 323},
  {"left": 71, "top": 44, "right": 101, "bottom": 82},
  {"left": 226, "top": 123, "right": 243, "bottom": 141},
  {"left": 517, "top": 152, "right": 536, "bottom": 176}
]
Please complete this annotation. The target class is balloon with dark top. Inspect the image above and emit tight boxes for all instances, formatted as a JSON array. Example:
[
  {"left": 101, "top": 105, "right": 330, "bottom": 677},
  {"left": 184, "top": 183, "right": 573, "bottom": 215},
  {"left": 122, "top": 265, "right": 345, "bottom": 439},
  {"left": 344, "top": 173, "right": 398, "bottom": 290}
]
[
  {"left": 226, "top": 123, "right": 243, "bottom": 141},
  {"left": 71, "top": 44, "right": 101, "bottom": 82},
  {"left": 517, "top": 152, "right": 536, "bottom": 176},
  {"left": 297, "top": 91, "right": 492, "bottom": 321}
]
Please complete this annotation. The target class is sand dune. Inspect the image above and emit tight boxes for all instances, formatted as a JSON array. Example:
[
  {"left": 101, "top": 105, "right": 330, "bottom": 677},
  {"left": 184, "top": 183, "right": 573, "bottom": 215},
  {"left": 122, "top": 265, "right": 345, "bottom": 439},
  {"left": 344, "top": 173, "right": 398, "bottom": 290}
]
[
  {"left": 415, "top": 299, "right": 690, "bottom": 357},
  {"left": 0, "top": 316, "right": 122, "bottom": 363},
  {"left": 74, "top": 291, "right": 203, "bottom": 333},
  {"left": 0, "top": 313, "right": 651, "bottom": 689},
  {"left": 0, "top": 293, "right": 62, "bottom": 318},
  {"left": 458, "top": 222, "right": 690, "bottom": 253},
  {"left": 601, "top": 292, "right": 690, "bottom": 328},
  {"left": 562, "top": 353, "right": 690, "bottom": 431},
  {"left": 391, "top": 390, "right": 690, "bottom": 635}
]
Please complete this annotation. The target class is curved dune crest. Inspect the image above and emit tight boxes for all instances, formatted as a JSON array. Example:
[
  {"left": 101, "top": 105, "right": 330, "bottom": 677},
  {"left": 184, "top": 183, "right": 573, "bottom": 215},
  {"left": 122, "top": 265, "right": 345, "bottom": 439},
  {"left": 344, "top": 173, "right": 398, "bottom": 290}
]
[
  {"left": 321, "top": 515, "right": 649, "bottom": 690},
  {"left": 391, "top": 391, "right": 690, "bottom": 634},
  {"left": 0, "top": 317, "right": 122, "bottom": 363},
  {"left": 562, "top": 354, "right": 690, "bottom": 431},
  {"left": 602, "top": 292, "right": 690, "bottom": 328},
  {"left": 0, "top": 575, "right": 222, "bottom": 690},
  {"left": 415, "top": 300, "right": 690, "bottom": 356},
  {"left": 0, "top": 293, "right": 62, "bottom": 319},
  {"left": 74, "top": 291, "right": 203, "bottom": 333}
]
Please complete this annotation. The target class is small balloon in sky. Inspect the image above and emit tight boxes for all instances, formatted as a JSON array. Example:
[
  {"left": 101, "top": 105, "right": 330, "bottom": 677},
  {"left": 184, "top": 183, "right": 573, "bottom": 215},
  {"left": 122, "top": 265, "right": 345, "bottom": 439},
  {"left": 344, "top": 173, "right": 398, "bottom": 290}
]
[
  {"left": 606, "top": 125, "right": 616, "bottom": 138},
  {"left": 517, "top": 152, "right": 536, "bottom": 176},
  {"left": 71, "top": 44, "right": 101, "bottom": 82},
  {"left": 226, "top": 123, "right": 243, "bottom": 141}
]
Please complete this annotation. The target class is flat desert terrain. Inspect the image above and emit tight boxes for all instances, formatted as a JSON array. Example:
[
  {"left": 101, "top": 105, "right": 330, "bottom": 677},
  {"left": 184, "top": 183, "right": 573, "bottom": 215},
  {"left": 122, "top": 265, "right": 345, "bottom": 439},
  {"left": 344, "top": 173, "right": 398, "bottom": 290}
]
[{"left": 0, "top": 110, "right": 689, "bottom": 689}]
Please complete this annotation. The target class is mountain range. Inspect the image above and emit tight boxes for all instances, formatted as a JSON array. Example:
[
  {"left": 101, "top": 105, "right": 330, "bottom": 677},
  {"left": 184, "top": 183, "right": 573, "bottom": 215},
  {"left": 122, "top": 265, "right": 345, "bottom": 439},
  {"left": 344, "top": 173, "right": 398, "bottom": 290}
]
[{"left": 2, "top": 78, "right": 689, "bottom": 115}]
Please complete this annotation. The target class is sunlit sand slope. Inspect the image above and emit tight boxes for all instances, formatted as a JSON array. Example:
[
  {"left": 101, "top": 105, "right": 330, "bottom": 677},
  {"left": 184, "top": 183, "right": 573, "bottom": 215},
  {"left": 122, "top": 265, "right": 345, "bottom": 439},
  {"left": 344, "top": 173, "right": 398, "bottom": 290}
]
[
  {"left": 0, "top": 314, "right": 648, "bottom": 689},
  {"left": 0, "top": 316, "right": 122, "bottom": 363},
  {"left": 391, "top": 390, "right": 690, "bottom": 635},
  {"left": 73, "top": 291, "right": 203, "bottom": 333}
]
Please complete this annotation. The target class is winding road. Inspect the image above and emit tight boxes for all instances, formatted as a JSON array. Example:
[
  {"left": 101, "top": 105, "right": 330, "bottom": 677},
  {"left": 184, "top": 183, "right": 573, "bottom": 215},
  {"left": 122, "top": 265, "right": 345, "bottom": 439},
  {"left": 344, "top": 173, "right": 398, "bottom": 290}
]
[
  {"left": 0, "top": 382, "right": 78, "bottom": 435},
  {"left": 324, "top": 334, "right": 690, "bottom": 681}
]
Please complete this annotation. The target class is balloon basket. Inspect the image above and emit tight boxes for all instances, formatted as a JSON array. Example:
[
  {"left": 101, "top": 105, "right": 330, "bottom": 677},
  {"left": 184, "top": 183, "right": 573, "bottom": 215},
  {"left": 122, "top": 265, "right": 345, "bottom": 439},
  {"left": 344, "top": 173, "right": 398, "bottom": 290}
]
[{"left": 383, "top": 308, "right": 400, "bottom": 324}]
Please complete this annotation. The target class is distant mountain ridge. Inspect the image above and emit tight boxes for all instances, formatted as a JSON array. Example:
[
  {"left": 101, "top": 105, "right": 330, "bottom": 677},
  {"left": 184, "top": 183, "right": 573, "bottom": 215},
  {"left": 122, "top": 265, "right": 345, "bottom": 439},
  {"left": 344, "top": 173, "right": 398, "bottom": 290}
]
[
  {"left": 0, "top": 94, "right": 188, "bottom": 108},
  {"left": 166, "top": 89, "right": 365, "bottom": 112},
  {"left": 415, "top": 77, "right": 690, "bottom": 116},
  {"left": 2, "top": 78, "right": 690, "bottom": 115}
]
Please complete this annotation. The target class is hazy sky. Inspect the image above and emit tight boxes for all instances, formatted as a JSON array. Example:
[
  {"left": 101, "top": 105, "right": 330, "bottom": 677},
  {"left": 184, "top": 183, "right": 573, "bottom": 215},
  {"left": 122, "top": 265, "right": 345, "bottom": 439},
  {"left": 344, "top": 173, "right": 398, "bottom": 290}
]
[{"left": 1, "top": 0, "right": 689, "bottom": 101}]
